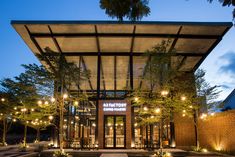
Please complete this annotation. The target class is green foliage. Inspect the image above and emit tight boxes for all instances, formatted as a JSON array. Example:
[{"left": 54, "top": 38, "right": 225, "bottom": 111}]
[
  {"left": 37, "top": 49, "right": 90, "bottom": 92},
  {"left": 100, "top": 0, "right": 150, "bottom": 21},
  {"left": 0, "top": 64, "right": 56, "bottom": 139},
  {"left": 195, "top": 69, "right": 221, "bottom": 111},
  {"left": 191, "top": 145, "right": 203, "bottom": 152},
  {"left": 131, "top": 39, "right": 194, "bottom": 125}
]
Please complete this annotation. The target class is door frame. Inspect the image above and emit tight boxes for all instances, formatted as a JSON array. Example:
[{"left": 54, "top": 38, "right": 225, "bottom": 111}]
[{"left": 104, "top": 115, "right": 126, "bottom": 149}]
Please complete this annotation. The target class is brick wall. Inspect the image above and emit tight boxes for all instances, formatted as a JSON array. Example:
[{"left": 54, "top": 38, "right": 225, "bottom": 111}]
[{"left": 175, "top": 110, "right": 235, "bottom": 153}]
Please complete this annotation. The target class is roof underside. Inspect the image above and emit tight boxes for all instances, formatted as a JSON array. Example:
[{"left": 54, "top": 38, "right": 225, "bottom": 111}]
[{"left": 12, "top": 21, "right": 232, "bottom": 93}]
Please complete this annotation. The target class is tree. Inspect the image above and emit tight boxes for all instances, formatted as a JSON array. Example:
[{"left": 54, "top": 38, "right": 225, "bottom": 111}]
[
  {"left": 0, "top": 75, "right": 39, "bottom": 147},
  {"left": 191, "top": 69, "right": 221, "bottom": 150},
  {"left": 131, "top": 39, "right": 191, "bottom": 153},
  {"left": 0, "top": 64, "right": 55, "bottom": 147},
  {"left": 208, "top": 0, "right": 235, "bottom": 20},
  {"left": 37, "top": 50, "right": 90, "bottom": 152},
  {"left": 100, "top": 0, "right": 150, "bottom": 21},
  {"left": 0, "top": 92, "right": 15, "bottom": 146}
]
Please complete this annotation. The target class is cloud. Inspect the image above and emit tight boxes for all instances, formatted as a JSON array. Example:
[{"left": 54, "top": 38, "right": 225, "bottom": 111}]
[
  {"left": 219, "top": 51, "right": 235, "bottom": 75},
  {"left": 220, "top": 84, "right": 231, "bottom": 90}
]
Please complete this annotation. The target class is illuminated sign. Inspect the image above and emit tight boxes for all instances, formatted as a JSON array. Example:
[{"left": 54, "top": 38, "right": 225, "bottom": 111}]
[{"left": 103, "top": 102, "right": 127, "bottom": 112}]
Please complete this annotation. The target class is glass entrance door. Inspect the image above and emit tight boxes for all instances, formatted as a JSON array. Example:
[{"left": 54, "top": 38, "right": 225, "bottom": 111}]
[{"left": 104, "top": 116, "right": 125, "bottom": 148}]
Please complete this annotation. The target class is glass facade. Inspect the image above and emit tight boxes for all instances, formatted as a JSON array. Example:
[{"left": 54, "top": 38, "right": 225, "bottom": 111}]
[{"left": 12, "top": 20, "right": 232, "bottom": 149}]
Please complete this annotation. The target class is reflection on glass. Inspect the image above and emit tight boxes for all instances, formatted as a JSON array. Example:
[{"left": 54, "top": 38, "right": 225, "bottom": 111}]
[
  {"left": 115, "top": 116, "right": 125, "bottom": 148},
  {"left": 105, "top": 116, "right": 114, "bottom": 147},
  {"left": 105, "top": 116, "right": 125, "bottom": 148}
]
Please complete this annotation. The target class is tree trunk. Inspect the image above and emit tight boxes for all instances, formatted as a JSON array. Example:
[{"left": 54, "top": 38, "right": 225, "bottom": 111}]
[
  {"left": 24, "top": 124, "right": 27, "bottom": 147},
  {"left": 159, "top": 118, "right": 164, "bottom": 151},
  {"left": 59, "top": 99, "right": 64, "bottom": 152},
  {"left": 194, "top": 109, "right": 200, "bottom": 150},
  {"left": 2, "top": 117, "right": 6, "bottom": 145},
  {"left": 36, "top": 128, "right": 40, "bottom": 142}
]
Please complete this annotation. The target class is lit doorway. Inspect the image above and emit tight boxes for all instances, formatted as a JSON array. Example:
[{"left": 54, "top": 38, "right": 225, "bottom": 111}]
[{"left": 104, "top": 116, "right": 126, "bottom": 148}]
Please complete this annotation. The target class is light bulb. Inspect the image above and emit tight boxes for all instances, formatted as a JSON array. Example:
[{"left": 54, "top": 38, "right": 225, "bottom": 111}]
[
  {"left": 51, "top": 97, "right": 55, "bottom": 102},
  {"left": 63, "top": 94, "right": 68, "bottom": 99}
]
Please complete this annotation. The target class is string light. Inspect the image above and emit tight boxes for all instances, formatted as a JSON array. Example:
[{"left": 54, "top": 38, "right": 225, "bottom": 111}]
[
  {"left": 200, "top": 113, "right": 207, "bottom": 119},
  {"left": 51, "top": 97, "right": 55, "bottom": 102},
  {"left": 37, "top": 101, "right": 42, "bottom": 105},
  {"left": 48, "top": 115, "right": 54, "bottom": 120},
  {"left": 161, "top": 90, "right": 169, "bottom": 96},
  {"left": 134, "top": 97, "right": 139, "bottom": 102},
  {"left": 63, "top": 94, "right": 68, "bottom": 99},
  {"left": 181, "top": 96, "right": 186, "bottom": 101},
  {"left": 44, "top": 101, "right": 49, "bottom": 105},
  {"left": 155, "top": 108, "right": 161, "bottom": 113},
  {"left": 143, "top": 107, "right": 148, "bottom": 111}
]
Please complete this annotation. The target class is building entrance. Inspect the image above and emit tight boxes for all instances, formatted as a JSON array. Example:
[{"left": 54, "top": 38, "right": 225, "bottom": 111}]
[{"left": 104, "top": 116, "right": 126, "bottom": 148}]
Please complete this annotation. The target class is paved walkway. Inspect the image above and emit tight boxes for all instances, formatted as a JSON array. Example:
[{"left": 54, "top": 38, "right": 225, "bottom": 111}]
[
  {"left": 0, "top": 142, "right": 47, "bottom": 157},
  {"left": 0, "top": 146, "right": 233, "bottom": 157},
  {"left": 42, "top": 148, "right": 233, "bottom": 157}
]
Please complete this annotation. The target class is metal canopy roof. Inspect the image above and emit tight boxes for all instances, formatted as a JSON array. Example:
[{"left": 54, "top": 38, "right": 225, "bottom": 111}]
[{"left": 12, "top": 21, "right": 232, "bottom": 94}]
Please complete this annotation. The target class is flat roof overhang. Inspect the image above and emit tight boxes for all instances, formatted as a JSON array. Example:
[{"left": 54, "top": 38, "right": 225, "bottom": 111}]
[{"left": 11, "top": 20, "right": 232, "bottom": 92}]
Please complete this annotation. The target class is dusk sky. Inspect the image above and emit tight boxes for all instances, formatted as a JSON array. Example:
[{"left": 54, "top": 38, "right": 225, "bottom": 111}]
[{"left": 0, "top": 0, "right": 234, "bottom": 100}]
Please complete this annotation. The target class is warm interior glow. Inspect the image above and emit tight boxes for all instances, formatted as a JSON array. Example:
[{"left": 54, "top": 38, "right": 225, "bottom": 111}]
[
  {"left": 74, "top": 101, "right": 79, "bottom": 106},
  {"left": 1, "top": 98, "right": 5, "bottom": 102}
]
